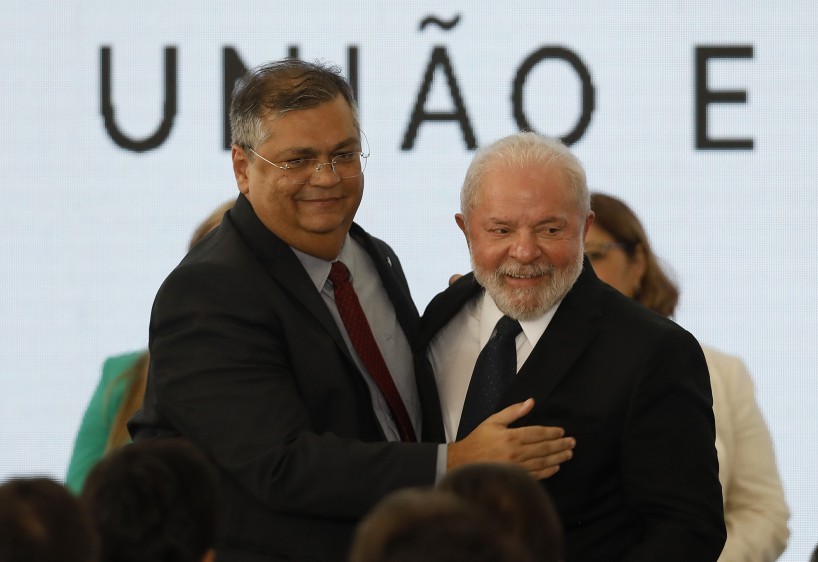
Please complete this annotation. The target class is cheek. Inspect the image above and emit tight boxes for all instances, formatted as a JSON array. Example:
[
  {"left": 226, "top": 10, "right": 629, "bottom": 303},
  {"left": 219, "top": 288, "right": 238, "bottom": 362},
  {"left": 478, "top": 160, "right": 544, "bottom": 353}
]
[
  {"left": 470, "top": 239, "right": 508, "bottom": 270},
  {"left": 543, "top": 241, "right": 580, "bottom": 266}
]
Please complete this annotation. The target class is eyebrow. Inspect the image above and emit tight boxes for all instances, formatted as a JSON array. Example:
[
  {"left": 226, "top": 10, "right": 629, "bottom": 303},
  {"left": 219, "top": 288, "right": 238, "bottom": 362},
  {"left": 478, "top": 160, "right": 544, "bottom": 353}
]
[
  {"left": 277, "top": 137, "right": 361, "bottom": 158},
  {"left": 484, "top": 216, "right": 566, "bottom": 226}
]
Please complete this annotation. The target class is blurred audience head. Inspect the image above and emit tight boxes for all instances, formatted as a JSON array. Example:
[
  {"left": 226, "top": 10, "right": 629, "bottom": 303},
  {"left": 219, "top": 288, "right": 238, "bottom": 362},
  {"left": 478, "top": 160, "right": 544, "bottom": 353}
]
[
  {"left": 349, "top": 488, "right": 532, "bottom": 562},
  {"left": 82, "top": 439, "right": 219, "bottom": 562},
  {"left": 439, "top": 463, "right": 563, "bottom": 562},
  {"left": 587, "top": 192, "right": 679, "bottom": 316},
  {"left": 0, "top": 477, "right": 98, "bottom": 562}
]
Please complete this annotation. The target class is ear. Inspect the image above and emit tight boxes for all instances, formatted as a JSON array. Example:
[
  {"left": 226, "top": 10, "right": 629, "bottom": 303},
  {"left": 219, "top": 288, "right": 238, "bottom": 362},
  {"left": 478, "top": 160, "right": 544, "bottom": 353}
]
[
  {"left": 455, "top": 213, "right": 467, "bottom": 238},
  {"left": 232, "top": 145, "right": 251, "bottom": 195},
  {"left": 582, "top": 211, "right": 595, "bottom": 240},
  {"left": 455, "top": 213, "right": 473, "bottom": 252}
]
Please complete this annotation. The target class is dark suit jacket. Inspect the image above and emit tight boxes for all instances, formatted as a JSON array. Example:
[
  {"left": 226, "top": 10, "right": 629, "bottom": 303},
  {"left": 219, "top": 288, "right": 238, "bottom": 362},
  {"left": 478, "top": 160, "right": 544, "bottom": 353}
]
[
  {"left": 130, "top": 194, "right": 444, "bottom": 562},
  {"left": 418, "top": 261, "right": 726, "bottom": 562}
]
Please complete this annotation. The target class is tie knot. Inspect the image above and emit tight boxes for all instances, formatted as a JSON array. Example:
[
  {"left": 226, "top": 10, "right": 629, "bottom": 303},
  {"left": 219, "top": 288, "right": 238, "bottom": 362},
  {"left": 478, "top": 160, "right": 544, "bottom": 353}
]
[
  {"left": 495, "top": 316, "right": 523, "bottom": 339},
  {"left": 329, "top": 260, "right": 351, "bottom": 286}
]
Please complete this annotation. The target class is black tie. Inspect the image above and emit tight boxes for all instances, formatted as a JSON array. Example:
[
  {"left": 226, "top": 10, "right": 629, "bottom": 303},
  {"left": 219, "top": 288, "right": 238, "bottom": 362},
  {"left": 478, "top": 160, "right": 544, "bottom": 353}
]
[{"left": 457, "top": 316, "right": 523, "bottom": 440}]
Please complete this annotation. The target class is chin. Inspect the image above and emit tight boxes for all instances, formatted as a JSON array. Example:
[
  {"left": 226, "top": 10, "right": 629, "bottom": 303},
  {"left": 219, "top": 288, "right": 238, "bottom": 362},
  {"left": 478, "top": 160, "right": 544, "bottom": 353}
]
[
  {"left": 301, "top": 216, "right": 350, "bottom": 235},
  {"left": 494, "top": 285, "right": 556, "bottom": 321},
  {"left": 475, "top": 254, "right": 584, "bottom": 321}
]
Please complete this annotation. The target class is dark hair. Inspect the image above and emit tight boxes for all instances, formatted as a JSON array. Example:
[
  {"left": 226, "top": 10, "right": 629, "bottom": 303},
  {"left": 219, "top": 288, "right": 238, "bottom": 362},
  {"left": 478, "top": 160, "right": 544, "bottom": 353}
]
[
  {"left": 81, "top": 439, "right": 220, "bottom": 562},
  {"left": 0, "top": 477, "right": 98, "bottom": 562},
  {"left": 439, "top": 463, "right": 563, "bottom": 562},
  {"left": 349, "top": 488, "right": 532, "bottom": 562},
  {"left": 229, "top": 58, "right": 358, "bottom": 150},
  {"left": 590, "top": 192, "right": 679, "bottom": 317}
]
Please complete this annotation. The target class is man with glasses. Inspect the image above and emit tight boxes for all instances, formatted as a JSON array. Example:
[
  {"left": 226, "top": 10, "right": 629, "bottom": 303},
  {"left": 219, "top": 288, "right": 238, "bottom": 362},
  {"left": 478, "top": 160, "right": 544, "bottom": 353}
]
[{"left": 130, "top": 59, "right": 574, "bottom": 562}]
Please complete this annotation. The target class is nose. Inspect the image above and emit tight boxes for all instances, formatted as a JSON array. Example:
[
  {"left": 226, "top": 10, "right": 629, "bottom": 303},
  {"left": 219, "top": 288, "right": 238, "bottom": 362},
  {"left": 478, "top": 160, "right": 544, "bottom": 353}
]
[
  {"left": 508, "top": 231, "right": 542, "bottom": 264},
  {"left": 308, "top": 161, "right": 341, "bottom": 187}
]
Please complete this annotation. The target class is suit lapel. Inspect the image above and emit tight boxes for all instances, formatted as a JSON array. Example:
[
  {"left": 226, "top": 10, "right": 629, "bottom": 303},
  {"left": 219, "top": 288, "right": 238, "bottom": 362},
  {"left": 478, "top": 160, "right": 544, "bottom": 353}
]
[
  {"left": 505, "top": 262, "right": 603, "bottom": 406},
  {"left": 349, "top": 223, "right": 419, "bottom": 342},
  {"left": 227, "top": 195, "right": 352, "bottom": 360},
  {"left": 418, "top": 273, "right": 484, "bottom": 351}
]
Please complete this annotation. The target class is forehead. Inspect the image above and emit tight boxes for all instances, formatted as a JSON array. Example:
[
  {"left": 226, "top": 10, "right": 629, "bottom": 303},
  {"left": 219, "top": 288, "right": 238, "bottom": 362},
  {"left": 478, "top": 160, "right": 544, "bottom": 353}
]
[
  {"left": 474, "top": 160, "right": 579, "bottom": 219},
  {"left": 261, "top": 95, "right": 358, "bottom": 148}
]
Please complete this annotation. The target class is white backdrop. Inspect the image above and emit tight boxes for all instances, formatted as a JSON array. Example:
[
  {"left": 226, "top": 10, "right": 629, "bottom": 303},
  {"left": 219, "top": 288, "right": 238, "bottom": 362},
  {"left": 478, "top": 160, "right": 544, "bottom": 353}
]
[{"left": 1, "top": 2, "right": 815, "bottom": 559}]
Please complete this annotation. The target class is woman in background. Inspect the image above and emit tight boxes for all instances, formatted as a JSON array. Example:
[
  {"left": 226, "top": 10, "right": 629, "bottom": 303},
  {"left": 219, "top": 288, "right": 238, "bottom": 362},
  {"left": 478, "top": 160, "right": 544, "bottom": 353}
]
[
  {"left": 65, "top": 200, "right": 234, "bottom": 493},
  {"left": 586, "top": 192, "right": 790, "bottom": 562}
]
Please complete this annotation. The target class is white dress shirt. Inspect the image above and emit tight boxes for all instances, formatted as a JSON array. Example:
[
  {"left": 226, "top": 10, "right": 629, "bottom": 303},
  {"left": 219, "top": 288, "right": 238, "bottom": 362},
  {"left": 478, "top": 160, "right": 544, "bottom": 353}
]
[
  {"left": 292, "top": 236, "right": 420, "bottom": 441},
  {"left": 428, "top": 289, "right": 562, "bottom": 442}
]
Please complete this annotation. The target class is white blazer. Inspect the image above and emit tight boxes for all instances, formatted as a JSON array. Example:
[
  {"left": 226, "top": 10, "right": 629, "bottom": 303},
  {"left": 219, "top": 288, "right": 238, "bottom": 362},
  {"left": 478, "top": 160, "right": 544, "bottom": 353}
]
[{"left": 704, "top": 346, "right": 790, "bottom": 562}]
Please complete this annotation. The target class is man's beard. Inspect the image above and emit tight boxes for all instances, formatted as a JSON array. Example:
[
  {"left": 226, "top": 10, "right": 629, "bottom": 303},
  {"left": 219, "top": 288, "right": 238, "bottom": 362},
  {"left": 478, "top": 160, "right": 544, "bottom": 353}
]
[{"left": 472, "top": 249, "right": 584, "bottom": 321}]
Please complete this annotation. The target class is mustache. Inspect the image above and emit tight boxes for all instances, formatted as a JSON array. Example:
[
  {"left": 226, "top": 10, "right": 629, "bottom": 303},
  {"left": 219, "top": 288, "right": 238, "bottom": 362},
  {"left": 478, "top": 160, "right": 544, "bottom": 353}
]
[{"left": 492, "top": 261, "right": 556, "bottom": 280}]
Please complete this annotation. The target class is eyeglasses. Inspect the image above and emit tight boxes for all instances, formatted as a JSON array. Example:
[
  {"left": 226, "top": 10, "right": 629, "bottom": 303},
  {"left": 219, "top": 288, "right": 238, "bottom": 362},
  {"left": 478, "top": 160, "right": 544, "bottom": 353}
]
[
  {"left": 247, "top": 135, "right": 370, "bottom": 185},
  {"left": 584, "top": 242, "right": 631, "bottom": 262}
]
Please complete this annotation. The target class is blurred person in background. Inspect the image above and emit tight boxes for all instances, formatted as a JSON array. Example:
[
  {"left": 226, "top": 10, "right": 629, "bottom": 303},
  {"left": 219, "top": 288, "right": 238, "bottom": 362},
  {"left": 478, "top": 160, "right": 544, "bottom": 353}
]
[
  {"left": 81, "top": 438, "right": 220, "bottom": 562},
  {"left": 349, "top": 488, "right": 532, "bottom": 562},
  {"left": 439, "top": 463, "right": 563, "bottom": 562},
  {"left": 587, "top": 192, "right": 790, "bottom": 562},
  {"left": 0, "top": 477, "right": 98, "bottom": 562},
  {"left": 64, "top": 200, "right": 233, "bottom": 493}
]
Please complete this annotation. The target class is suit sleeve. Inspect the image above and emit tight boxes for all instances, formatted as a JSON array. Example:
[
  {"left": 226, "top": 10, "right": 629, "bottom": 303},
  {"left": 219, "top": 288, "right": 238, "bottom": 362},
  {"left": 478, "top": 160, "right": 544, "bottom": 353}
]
[
  {"left": 713, "top": 354, "right": 789, "bottom": 562},
  {"left": 143, "top": 261, "right": 438, "bottom": 520},
  {"left": 620, "top": 328, "right": 727, "bottom": 562}
]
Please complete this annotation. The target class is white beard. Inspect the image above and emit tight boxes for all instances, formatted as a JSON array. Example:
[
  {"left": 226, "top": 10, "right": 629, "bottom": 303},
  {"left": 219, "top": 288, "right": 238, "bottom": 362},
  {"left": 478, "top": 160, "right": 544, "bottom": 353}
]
[{"left": 472, "top": 249, "right": 584, "bottom": 321}]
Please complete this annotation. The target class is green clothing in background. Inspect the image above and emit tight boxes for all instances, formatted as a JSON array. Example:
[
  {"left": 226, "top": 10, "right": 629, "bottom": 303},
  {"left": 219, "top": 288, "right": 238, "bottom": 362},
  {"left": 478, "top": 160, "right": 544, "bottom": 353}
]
[{"left": 64, "top": 350, "right": 144, "bottom": 493}]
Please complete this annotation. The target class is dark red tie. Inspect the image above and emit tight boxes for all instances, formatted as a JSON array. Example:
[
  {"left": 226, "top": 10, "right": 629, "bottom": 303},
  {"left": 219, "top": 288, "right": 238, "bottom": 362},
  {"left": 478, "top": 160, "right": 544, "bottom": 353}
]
[{"left": 328, "top": 261, "right": 417, "bottom": 442}]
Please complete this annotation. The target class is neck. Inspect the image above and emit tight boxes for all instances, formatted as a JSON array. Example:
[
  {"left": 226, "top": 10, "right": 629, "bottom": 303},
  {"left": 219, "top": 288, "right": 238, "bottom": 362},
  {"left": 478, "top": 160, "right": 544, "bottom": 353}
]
[{"left": 275, "top": 228, "right": 349, "bottom": 261}]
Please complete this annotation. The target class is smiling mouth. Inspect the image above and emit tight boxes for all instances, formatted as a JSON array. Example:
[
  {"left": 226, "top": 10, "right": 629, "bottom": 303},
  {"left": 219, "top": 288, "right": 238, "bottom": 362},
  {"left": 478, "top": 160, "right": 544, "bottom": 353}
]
[{"left": 299, "top": 196, "right": 343, "bottom": 204}]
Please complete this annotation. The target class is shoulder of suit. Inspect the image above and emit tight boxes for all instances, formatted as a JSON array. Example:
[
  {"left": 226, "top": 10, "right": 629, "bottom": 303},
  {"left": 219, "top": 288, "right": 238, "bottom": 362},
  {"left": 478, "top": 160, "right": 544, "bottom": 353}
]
[
  {"left": 350, "top": 222, "right": 402, "bottom": 268},
  {"left": 421, "top": 274, "right": 480, "bottom": 324}
]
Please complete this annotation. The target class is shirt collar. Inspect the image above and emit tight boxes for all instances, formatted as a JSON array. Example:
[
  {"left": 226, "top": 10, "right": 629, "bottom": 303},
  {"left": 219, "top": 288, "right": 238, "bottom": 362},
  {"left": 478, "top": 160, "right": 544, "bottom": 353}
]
[
  {"left": 291, "top": 235, "right": 355, "bottom": 291},
  {"left": 478, "top": 290, "right": 563, "bottom": 348}
]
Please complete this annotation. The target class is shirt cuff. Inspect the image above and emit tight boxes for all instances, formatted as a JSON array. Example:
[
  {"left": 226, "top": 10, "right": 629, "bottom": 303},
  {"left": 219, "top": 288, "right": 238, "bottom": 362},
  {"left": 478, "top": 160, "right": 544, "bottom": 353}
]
[{"left": 434, "top": 443, "right": 448, "bottom": 483}]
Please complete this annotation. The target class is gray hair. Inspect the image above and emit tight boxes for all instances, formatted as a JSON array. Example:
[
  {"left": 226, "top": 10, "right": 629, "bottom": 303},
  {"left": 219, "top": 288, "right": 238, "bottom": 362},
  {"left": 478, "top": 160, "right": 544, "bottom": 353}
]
[
  {"left": 229, "top": 59, "right": 359, "bottom": 150},
  {"left": 460, "top": 132, "right": 590, "bottom": 219}
]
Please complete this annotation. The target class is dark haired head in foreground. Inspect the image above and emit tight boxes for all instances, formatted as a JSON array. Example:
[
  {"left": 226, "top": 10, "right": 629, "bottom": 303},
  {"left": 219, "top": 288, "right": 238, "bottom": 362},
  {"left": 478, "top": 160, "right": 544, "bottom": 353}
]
[
  {"left": 440, "top": 463, "right": 563, "bottom": 562},
  {"left": 82, "top": 439, "right": 219, "bottom": 562},
  {"left": 349, "top": 488, "right": 533, "bottom": 562},
  {"left": 0, "top": 477, "right": 98, "bottom": 562}
]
